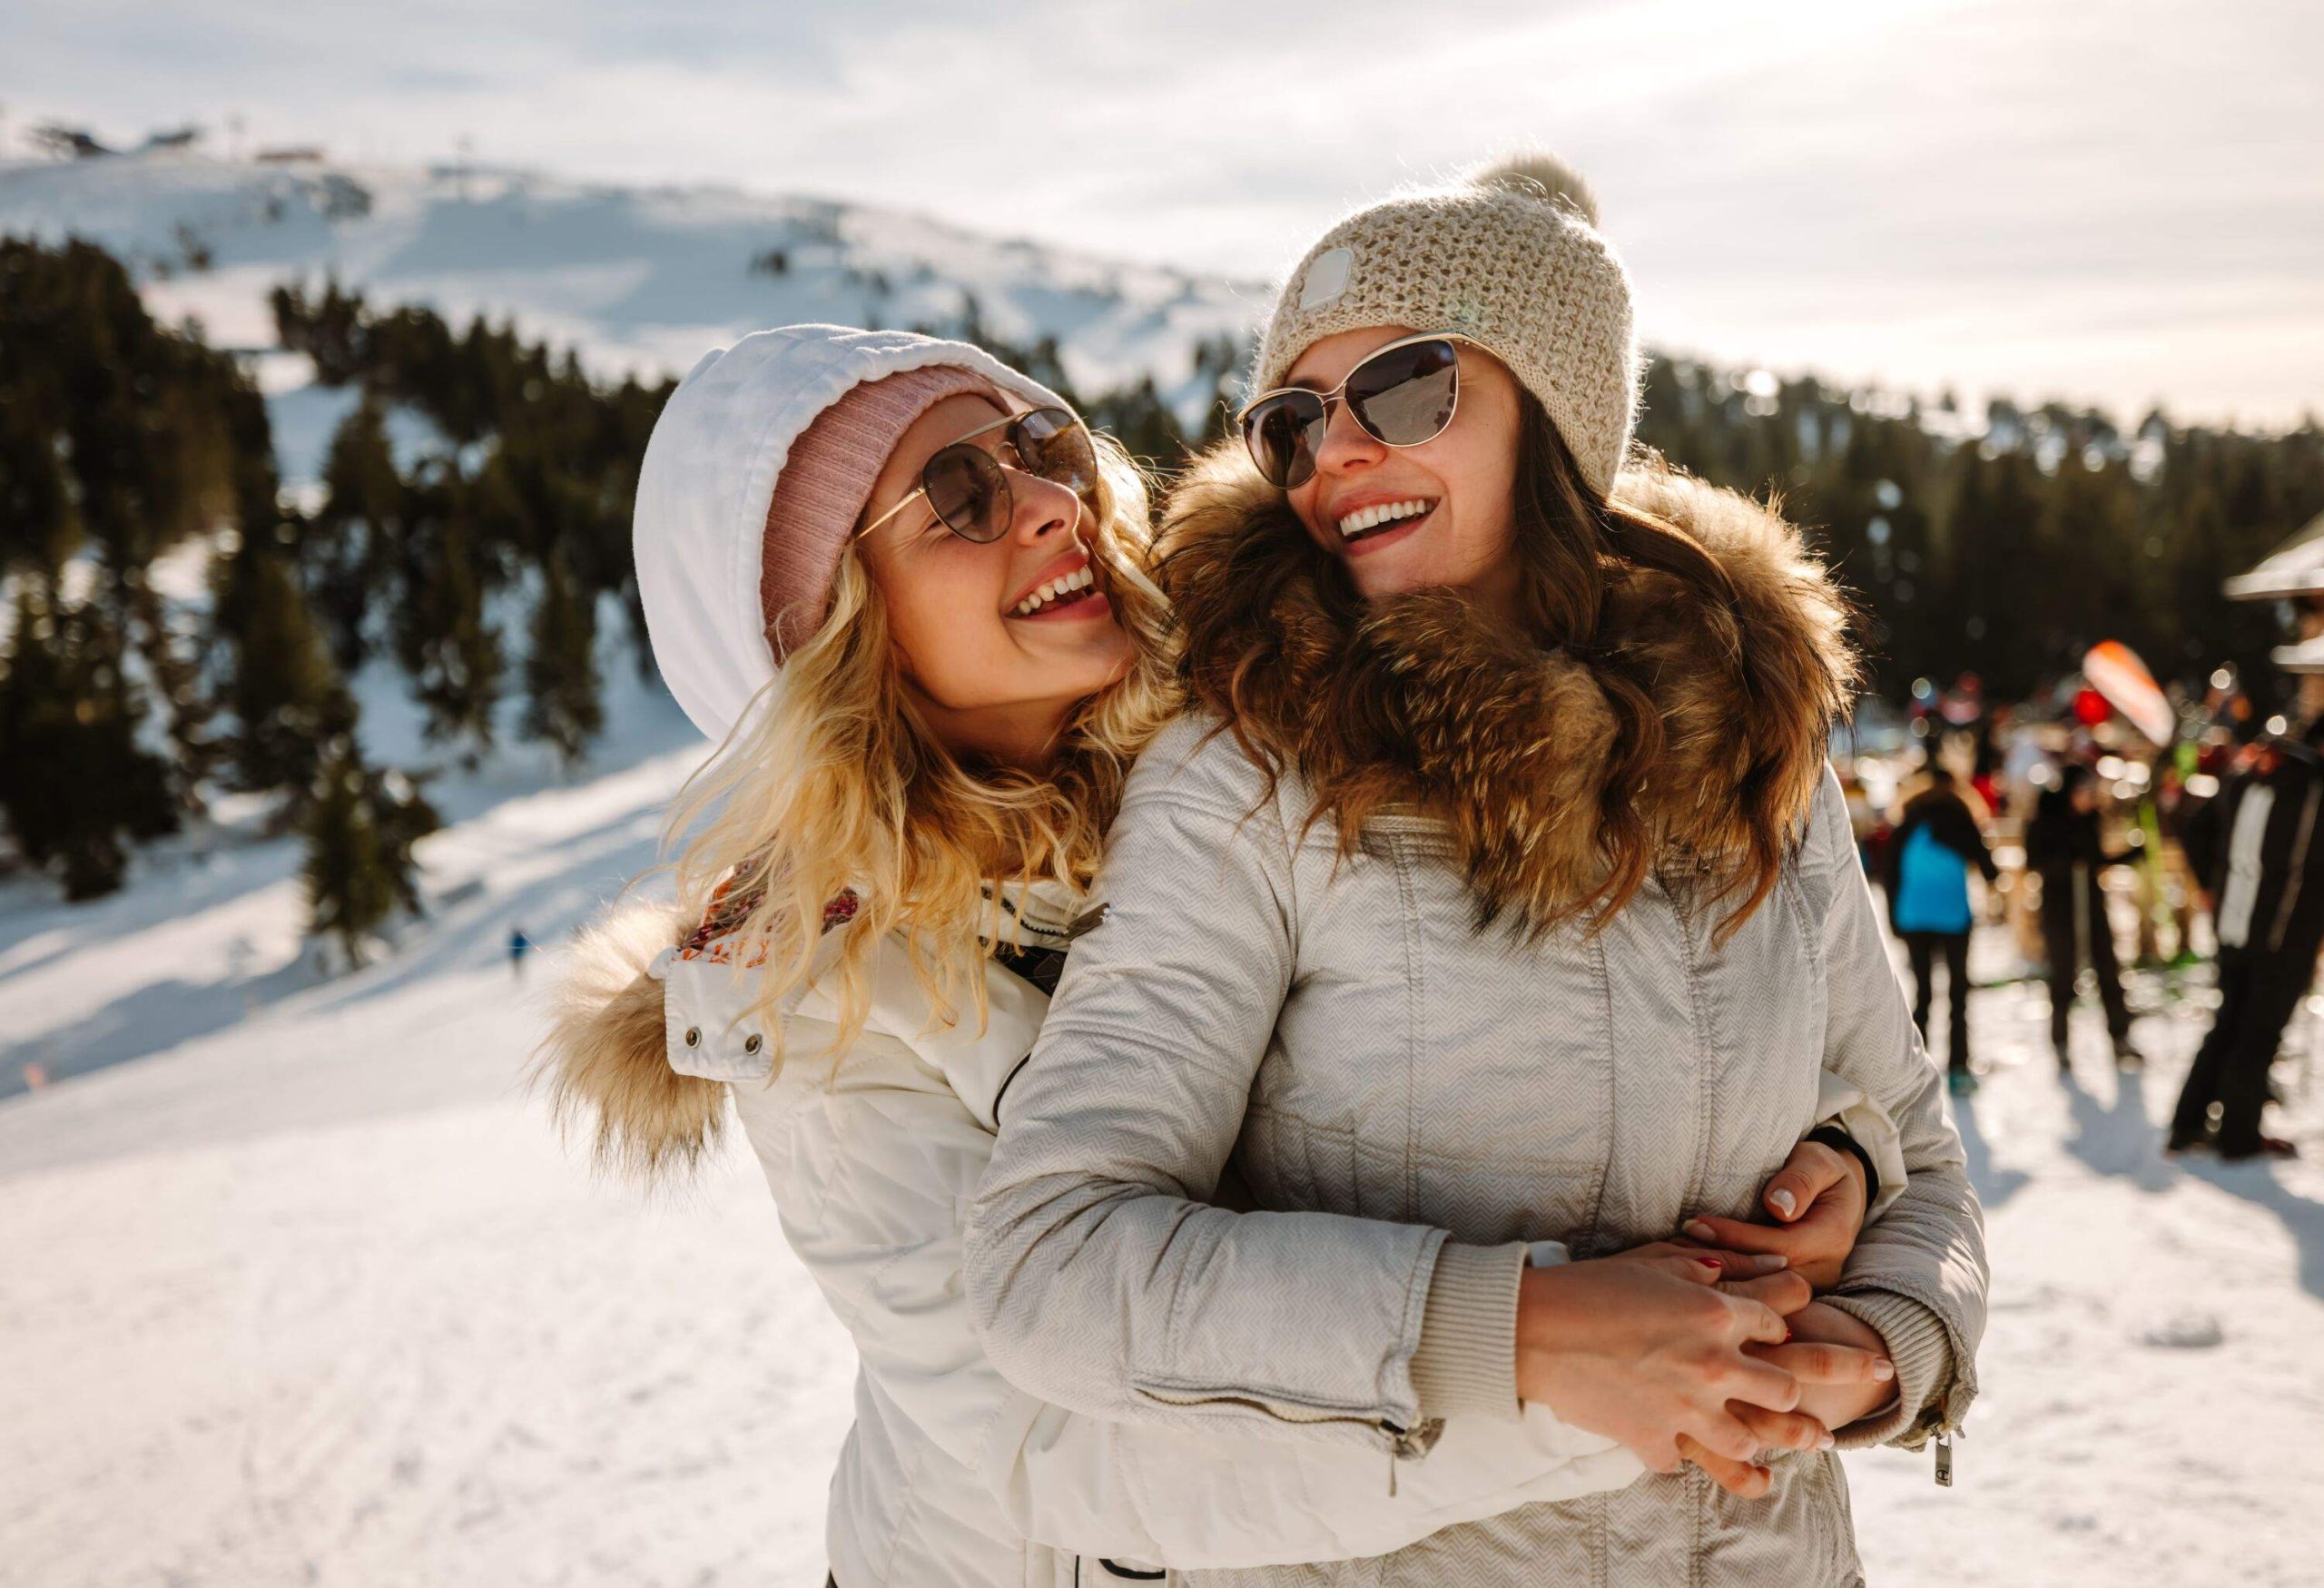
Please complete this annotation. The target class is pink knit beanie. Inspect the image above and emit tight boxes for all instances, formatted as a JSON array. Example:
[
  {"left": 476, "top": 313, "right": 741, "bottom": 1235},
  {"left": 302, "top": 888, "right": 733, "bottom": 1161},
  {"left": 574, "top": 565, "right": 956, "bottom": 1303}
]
[{"left": 759, "top": 364, "right": 1009, "bottom": 659}]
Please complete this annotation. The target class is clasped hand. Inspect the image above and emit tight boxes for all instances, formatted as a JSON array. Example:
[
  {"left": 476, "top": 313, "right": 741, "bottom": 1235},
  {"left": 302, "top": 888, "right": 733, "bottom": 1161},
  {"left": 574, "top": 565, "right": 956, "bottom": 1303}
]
[{"left": 1512, "top": 1140, "right": 1894, "bottom": 1499}]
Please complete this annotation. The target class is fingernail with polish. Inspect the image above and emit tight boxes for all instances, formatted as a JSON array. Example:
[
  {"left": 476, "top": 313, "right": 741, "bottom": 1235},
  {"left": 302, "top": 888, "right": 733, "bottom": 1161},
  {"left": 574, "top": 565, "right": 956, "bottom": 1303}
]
[
  {"left": 1874, "top": 1358, "right": 1896, "bottom": 1381},
  {"left": 1684, "top": 1220, "right": 1718, "bottom": 1242},
  {"left": 1753, "top": 1254, "right": 1789, "bottom": 1271},
  {"left": 1768, "top": 1189, "right": 1797, "bottom": 1218},
  {"left": 1817, "top": 1431, "right": 1837, "bottom": 1451},
  {"left": 1694, "top": 1257, "right": 1723, "bottom": 1270}
]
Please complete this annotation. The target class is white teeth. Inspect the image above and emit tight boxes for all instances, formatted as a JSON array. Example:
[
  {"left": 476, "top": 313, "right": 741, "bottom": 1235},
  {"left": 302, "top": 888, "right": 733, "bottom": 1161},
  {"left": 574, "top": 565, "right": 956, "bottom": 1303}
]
[
  {"left": 1010, "top": 563, "right": 1095, "bottom": 616},
  {"left": 1336, "top": 499, "right": 1433, "bottom": 538}
]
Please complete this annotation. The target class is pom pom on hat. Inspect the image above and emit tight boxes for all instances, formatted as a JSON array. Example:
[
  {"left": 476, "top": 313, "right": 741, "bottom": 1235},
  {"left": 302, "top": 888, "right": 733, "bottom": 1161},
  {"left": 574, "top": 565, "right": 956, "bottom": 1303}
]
[{"left": 1466, "top": 151, "right": 1600, "bottom": 227}]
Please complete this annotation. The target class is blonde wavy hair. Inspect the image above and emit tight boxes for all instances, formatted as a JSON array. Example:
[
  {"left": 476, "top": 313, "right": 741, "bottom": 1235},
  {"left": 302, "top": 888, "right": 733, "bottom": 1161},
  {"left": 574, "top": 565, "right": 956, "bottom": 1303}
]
[{"left": 661, "top": 429, "right": 1178, "bottom": 1059}]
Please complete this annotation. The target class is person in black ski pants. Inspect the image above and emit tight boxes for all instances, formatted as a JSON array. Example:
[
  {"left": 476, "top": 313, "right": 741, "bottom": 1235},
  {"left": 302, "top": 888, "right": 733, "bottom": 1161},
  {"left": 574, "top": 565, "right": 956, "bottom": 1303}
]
[
  {"left": 2168, "top": 725, "right": 2324, "bottom": 1160},
  {"left": 2025, "top": 764, "right": 2142, "bottom": 1070},
  {"left": 1885, "top": 766, "right": 1999, "bottom": 1090}
]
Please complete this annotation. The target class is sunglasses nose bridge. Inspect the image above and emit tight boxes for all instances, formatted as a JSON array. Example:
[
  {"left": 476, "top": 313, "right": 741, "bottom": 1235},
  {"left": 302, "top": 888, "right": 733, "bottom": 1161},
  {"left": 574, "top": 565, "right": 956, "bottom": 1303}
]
[
  {"left": 1310, "top": 390, "right": 1389, "bottom": 477},
  {"left": 1000, "top": 463, "right": 1081, "bottom": 546}
]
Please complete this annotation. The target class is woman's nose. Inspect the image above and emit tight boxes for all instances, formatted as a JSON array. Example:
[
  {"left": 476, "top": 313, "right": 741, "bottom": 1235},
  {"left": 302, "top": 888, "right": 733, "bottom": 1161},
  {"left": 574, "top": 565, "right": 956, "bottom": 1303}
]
[
  {"left": 1008, "top": 470, "right": 1080, "bottom": 545},
  {"left": 1311, "top": 399, "right": 1385, "bottom": 477}
]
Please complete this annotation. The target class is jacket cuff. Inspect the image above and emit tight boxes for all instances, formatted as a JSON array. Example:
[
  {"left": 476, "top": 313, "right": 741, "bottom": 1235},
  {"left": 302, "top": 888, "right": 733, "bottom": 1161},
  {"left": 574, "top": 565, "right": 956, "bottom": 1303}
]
[
  {"left": 1407, "top": 1240, "right": 1525, "bottom": 1422},
  {"left": 1822, "top": 1290, "right": 1954, "bottom": 1449}
]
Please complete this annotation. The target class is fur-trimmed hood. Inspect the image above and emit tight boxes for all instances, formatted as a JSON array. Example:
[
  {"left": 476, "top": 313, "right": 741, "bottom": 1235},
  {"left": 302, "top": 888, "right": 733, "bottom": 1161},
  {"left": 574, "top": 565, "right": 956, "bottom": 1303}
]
[
  {"left": 1155, "top": 443, "right": 1861, "bottom": 937},
  {"left": 532, "top": 896, "right": 726, "bottom": 1183},
  {"left": 533, "top": 880, "right": 1082, "bottom": 1184}
]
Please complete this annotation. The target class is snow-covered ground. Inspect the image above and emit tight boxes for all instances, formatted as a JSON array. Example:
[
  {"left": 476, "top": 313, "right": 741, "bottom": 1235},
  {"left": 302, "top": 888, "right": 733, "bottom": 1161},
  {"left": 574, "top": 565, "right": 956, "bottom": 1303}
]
[{"left": 5, "top": 739, "right": 2322, "bottom": 1585}]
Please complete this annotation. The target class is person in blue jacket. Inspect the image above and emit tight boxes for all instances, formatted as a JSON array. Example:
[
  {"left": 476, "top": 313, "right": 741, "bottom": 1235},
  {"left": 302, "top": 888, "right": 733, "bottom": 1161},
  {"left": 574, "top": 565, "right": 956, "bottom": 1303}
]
[{"left": 1886, "top": 767, "right": 1999, "bottom": 1093}]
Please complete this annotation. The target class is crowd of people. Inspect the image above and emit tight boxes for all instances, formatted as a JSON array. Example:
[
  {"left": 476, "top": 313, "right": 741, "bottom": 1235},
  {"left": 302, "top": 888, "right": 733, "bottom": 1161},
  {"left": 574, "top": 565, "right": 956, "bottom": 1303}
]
[{"left": 1848, "top": 687, "right": 2320, "bottom": 1161}]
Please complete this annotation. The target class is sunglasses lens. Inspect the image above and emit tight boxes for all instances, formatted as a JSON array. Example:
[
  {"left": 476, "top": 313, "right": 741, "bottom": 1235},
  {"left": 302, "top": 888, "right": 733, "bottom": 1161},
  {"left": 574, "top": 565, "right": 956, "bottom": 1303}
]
[
  {"left": 1011, "top": 407, "right": 1100, "bottom": 505},
  {"left": 923, "top": 444, "right": 1008, "bottom": 543},
  {"left": 1346, "top": 338, "right": 1459, "bottom": 448},
  {"left": 1242, "top": 392, "right": 1327, "bottom": 488}
]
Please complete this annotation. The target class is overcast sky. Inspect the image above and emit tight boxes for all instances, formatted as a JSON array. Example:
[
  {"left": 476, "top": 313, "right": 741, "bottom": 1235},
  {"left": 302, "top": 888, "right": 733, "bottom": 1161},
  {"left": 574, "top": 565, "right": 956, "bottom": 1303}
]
[{"left": 8, "top": 0, "right": 2320, "bottom": 426}]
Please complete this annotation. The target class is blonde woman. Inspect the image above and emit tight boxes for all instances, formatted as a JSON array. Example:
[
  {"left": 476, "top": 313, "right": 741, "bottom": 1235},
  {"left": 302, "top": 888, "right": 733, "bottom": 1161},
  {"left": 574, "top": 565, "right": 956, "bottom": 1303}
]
[{"left": 539, "top": 325, "right": 1899, "bottom": 1586}]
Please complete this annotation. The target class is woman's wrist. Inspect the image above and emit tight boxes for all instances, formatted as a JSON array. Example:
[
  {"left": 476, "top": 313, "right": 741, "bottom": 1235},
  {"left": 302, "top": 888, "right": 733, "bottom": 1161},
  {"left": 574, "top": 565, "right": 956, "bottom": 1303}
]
[{"left": 1817, "top": 1292, "right": 1952, "bottom": 1446}]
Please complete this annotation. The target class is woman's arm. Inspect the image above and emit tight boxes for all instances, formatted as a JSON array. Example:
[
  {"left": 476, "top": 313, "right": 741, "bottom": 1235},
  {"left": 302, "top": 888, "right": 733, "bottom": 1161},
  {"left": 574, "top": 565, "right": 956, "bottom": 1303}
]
[
  {"left": 966, "top": 720, "right": 1808, "bottom": 1475},
  {"left": 743, "top": 1012, "right": 1667, "bottom": 1570},
  {"left": 965, "top": 723, "right": 1474, "bottom": 1451},
  {"left": 1806, "top": 765, "right": 1992, "bottom": 1450},
  {"left": 990, "top": 1340, "right": 1655, "bottom": 1568}
]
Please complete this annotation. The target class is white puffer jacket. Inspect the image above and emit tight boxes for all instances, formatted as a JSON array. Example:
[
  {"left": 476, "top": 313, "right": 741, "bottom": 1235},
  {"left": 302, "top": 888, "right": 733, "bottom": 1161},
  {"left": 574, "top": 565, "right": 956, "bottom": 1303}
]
[{"left": 543, "top": 887, "right": 1903, "bottom": 1588}]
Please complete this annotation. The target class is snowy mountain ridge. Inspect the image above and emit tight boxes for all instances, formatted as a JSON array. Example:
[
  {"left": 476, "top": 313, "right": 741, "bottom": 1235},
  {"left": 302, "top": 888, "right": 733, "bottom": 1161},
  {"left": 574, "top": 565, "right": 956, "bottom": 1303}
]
[{"left": 0, "top": 146, "right": 1266, "bottom": 423}]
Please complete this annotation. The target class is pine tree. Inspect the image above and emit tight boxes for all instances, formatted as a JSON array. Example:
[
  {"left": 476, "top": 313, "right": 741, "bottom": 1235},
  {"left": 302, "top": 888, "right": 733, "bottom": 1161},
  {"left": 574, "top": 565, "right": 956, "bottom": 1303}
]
[
  {"left": 523, "top": 549, "right": 603, "bottom": 766},
  {"left": 0, "top": 585, "right": 178, "bottom": 899},
  {"left": 300, "top": 735, "right": 441, "bottom": 967},
  {"left": 365, "top": 764, "right": 441, "bottom": 918},
  {"left": 214, "top": 538, "right": 351, "bottom": 802},
  {"left": 301, "top": 736, "right": 397, "bottom": 968},
  {"left": 308, "top": 399, "right": 406, "bottom": 671},
  {"left": 2, "top": 237, "right": 273, "bottom": 832},
  {"left": 391, "top": 484, "right": 505, "bottom": 759}
]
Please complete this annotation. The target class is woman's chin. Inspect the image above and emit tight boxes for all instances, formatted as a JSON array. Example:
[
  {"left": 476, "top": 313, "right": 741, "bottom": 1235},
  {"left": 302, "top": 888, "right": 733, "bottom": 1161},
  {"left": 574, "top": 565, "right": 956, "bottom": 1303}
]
[
  {"left": 1346, "top": 550, "right": 1443, "bottom": 603},
  {"left": 1013, "top": 611, "right": 1132, "bottom": 689}
]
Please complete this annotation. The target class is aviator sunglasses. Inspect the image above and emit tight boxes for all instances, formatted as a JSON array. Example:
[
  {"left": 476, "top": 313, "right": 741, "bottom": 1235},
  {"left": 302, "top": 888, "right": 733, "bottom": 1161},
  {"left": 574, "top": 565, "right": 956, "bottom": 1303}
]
[
  {"left": 1237, "top": 331, "right": 1487, "bottom": 491},
  {"left": 856, "top": 405, "right": 1101, "bottom": 545}
]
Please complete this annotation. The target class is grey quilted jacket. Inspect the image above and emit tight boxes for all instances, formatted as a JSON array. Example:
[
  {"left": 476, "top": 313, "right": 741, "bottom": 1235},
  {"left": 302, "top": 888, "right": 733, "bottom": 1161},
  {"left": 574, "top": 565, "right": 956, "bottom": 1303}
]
[
  {"left": 968, "top": 724, "right": 1984, "bottom": 1585},
  {"left": 965, "top": 459, "right": 1986, "bottom": 1586}
]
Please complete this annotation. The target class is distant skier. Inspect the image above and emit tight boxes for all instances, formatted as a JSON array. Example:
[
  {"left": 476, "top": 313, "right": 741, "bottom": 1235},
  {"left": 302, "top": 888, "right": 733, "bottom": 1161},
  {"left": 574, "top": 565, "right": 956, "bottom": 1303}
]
[
  {"left": 1885, "top": 767, "right": 1998, "bottom": 1094},
  {"left": 2167, "top": 722, "right": 2324, "bottom": 1160},
  {"left": 2025, "top": 764, "right": 2143, "bottom": 1071},
  {"left": 508, "top": 925, "right": 532, "bottom": 978}
]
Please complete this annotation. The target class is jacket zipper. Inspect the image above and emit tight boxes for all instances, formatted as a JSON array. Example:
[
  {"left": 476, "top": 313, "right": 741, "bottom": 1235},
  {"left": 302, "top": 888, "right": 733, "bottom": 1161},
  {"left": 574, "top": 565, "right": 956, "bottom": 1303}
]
[
  {"left": 1382, "top": 1419, "right": 1440, "bottom": 1495},
  {"left": 1930, "top": 1386, "right": 1965, "bottom": 1485},
  {"left": 1137, "top": 1386, "right": 1440, "bottom": 1478}
]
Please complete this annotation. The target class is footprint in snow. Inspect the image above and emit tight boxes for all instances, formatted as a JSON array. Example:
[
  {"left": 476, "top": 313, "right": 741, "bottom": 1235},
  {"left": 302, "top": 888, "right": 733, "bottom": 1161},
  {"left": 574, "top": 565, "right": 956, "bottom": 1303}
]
[{"left": 2140, "top": 1311, "right": 2224, "bottom": 1348}]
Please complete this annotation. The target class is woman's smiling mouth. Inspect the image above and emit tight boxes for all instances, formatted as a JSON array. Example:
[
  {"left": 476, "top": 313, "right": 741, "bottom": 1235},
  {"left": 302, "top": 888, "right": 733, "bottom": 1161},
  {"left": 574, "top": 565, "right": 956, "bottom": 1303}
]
[
  {"left": 1330, "top": 497, "right": 1439, "bottom": 553},
  {"left": 1006, "top": 556, "right": 1108, "bottom": 620}
]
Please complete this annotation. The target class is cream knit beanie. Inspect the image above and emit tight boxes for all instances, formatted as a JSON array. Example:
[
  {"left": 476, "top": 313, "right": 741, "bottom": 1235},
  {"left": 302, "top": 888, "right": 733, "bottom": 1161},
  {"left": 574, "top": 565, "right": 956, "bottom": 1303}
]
[{"left": 1250, "top": 153, "right": 1638, "bottom": 497}]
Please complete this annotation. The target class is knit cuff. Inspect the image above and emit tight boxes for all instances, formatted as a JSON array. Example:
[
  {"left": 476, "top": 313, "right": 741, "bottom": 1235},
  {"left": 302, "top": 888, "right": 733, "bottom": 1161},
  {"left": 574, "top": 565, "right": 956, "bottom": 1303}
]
[
  {"left": 1408, "top": 1241, "right": 1525, "bottom": 1422},
  {"left": 1821, "top": 1290, "right": 1955, "bottom": 1449}
]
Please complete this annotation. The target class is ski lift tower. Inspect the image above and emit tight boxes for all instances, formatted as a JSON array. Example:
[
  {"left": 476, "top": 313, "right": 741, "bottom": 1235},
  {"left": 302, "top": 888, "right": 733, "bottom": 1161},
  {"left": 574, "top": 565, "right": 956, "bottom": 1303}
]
[{"left": 2224, "top": 509, "right": 2324, "bottom": 720}]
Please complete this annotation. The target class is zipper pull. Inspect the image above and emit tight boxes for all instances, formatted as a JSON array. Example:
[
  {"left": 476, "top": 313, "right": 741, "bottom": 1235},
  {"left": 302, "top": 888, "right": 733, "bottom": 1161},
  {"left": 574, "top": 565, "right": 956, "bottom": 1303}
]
[
  {"left": 1933, "top": 1429, "right": 1955, "bottom": 1487},
  {"left": 1381, "top": 1417, "right": 1438, "bottom": 1494}
]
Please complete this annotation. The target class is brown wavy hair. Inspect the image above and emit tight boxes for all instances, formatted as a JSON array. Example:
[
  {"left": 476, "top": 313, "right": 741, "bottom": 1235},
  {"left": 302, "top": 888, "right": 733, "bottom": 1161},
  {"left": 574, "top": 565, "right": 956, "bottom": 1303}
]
[{"left": 1159, "top": 393, "right": 1857, "bottom": 942}]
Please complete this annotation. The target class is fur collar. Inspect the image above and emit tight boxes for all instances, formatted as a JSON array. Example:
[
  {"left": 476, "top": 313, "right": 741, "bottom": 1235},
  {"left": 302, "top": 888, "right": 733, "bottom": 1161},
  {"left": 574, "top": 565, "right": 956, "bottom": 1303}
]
[{"left": 1156, "top": 445, "right": 1860, "bottom": 937}]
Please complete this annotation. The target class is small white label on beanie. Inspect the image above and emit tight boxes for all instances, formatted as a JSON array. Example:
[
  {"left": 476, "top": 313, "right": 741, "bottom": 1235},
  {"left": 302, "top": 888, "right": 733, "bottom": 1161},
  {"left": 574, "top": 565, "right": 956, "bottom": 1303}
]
[{"left": 1299, "top": 247, "right": 1354, "bottom": 309}]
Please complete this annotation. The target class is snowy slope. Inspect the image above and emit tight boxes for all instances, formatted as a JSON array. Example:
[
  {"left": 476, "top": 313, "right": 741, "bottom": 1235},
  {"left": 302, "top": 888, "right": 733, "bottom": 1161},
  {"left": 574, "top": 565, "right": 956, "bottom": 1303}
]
[
  {"left": 5, "top": 149, "right": 2322, "bottom": 1586},
  {"left": 4, "top": 728, "right": 2322, "bottom": 1585},
  {"left": 0, "top": 148, "right": 1265, "bottom": 425}
]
